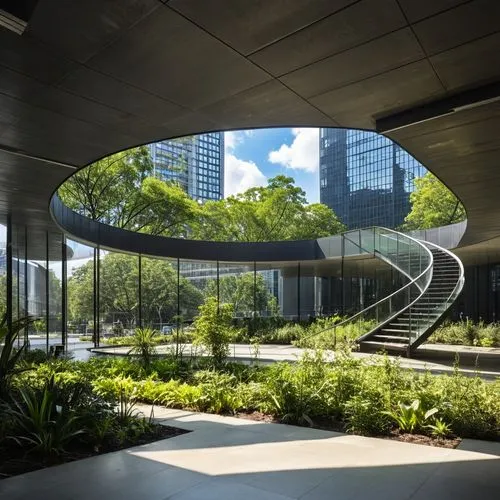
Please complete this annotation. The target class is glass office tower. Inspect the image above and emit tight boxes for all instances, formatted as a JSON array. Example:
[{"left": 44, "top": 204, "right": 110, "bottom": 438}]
[
  {"left": 149, "top": 132, "right": 224, "bottom": 202},
  {"left": 319, "top": 129, "right": 427, "bottom": 229}
]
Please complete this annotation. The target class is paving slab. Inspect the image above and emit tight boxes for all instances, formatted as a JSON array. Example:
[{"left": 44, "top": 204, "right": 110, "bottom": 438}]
[{"left": 2, "top": 406, "right": 498, "bottom": 500}]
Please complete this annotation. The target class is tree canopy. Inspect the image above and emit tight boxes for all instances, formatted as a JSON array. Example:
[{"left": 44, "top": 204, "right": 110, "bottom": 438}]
[
  {"left": 403, "top": 173, "right": 466, "bottom": 230},
  {"left": 58, "top": 146, "right": 199, "bottom": 237},
  {"left": 68, "top": 253, "right": 203, "bottom": 327},
  {"left": 205, "top": 272, "right": 278, "bottom": 315},
  {"left": 192, "top": 175, "right": 345, "bottom": 241},
  {"left": 59, "top": 145, "right": 345, "bottom": 242}
]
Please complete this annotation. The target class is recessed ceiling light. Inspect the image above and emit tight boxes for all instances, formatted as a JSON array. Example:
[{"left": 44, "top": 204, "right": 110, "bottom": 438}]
[{"left": 0, "top": 8, "right": 27, "bottom": 35}]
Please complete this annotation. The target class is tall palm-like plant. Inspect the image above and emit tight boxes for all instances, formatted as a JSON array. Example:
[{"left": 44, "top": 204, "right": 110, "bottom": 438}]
[
  {"left": 128, "top": 328, "right": 158, "bottom": 368},
  {"left": 0, "top": 314, "right": 33, "bottom": 398}
]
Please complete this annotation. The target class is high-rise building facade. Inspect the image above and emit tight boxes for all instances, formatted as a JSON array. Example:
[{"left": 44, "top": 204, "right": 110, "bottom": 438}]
[
  {"left": 319, "top": 129, "right": 427, "bottom": 229},
  {"left": 149, "top": 132, "right": 224, "bottom": 202}
]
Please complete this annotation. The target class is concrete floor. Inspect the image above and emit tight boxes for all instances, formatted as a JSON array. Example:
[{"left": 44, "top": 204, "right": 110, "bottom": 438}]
[{"left": 1, "top": 406, "right": 498, "bottom": 500}]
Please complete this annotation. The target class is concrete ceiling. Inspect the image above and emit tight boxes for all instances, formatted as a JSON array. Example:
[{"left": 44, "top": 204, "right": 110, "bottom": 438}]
[{"left": 1, "top": 0, "right": 500, "bottom": 264}]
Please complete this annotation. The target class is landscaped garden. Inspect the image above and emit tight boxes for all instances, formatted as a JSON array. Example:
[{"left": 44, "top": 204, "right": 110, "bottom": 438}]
[{"left": 1, "top": 301, "right": 499, "bottom": 480}]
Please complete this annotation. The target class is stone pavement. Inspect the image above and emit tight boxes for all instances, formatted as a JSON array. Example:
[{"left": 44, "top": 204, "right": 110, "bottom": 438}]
[{"left": 1, "top": 406, "right": 499, "bottom": 500}]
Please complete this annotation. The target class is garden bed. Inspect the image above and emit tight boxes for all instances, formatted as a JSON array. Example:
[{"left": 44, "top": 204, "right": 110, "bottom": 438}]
[
  {"left": 0, "top": 423, "right": 188, "bottom": 480},
  {"left": 236, "top": 411, "right": 462, "bottom": 449}
]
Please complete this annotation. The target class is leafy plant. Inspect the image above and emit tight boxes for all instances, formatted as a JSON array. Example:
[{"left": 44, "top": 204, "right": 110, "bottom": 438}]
[
  {"left": 93, "top": 375, "right": 141, "bottom": 423},
  {"left": 385, "top": 399, "right": 438, "bottom": 433},
  {"left": 128, "top": 328, "right": 159, "bottom": 368},
  {"left": 427, "top": 418, "right": 452, "bottom": 438},
  {"left": 6, "top": 376, "right": 85, "bottom": 455},
  {"left": 0, "top": 314, "right": 33, "bottom": 397},
  {"left": 192, "top": 297, "right": 233, "bottom": 368},
  {"left": 344, "top": 393, "right": 391, "bottom": 435}
]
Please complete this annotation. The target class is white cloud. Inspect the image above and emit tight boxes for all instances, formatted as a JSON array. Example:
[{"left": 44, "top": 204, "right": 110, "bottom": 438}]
[
  {"left": 225, "top": 154, "right": 267, "bottom": 197},
  {"left": 268, "top": 128, "right": 319, "bottom": 173},
  {"left": 224, "top": 130, "right": 267, "bottom": 197},
  {"left": 224, "top": 131, "right": 244, "bottom": 153}
]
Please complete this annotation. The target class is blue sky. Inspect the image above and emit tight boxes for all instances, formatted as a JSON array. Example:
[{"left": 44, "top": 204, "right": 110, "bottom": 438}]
[{"left": 224, "top": 128, "right": 319, "bottom": 203}]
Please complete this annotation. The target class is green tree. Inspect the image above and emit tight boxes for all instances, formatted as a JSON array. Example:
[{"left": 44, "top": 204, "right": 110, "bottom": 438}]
[
  {"left": 403, "top": 173, "right": 466, "bottom": 230},
  {"left": 194, "top": 175, "right": 345, "bottom": 241},
  {"left": 205, "top": 273, "right": 277, "bottom": 315},
  {"left": 67, "top": 254, "right": 203, "bottom": 327},
  {"left": 58, "top": 146, "right": 199, "bottom": 237}
]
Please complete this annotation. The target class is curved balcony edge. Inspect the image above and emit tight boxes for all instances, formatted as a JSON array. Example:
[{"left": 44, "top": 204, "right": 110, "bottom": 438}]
[{"left": 49, "top": 194, "right": 330, "bottom": 263}]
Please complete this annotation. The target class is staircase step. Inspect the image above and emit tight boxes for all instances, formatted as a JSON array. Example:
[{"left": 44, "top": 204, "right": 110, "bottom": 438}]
[
  {"left": 399, "top": 312, "right": 439, "bottom": 317},
  {"left": 381, "top": 328, "right": 410, "bottom": 334},
  {"left": 359, "top": 341, "right": 408, "bottom": 352},
  {"left": 373, "top": 334, "right": 409, "bottom": 342}
]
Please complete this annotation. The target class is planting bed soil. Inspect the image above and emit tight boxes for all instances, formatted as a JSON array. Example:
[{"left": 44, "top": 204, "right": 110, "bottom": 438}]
[
  {"left": 0, "top": 424, "right": 189, "bottom": 480},
  {"left": 236, "top": 411, "right": 462, "bottom": 449}
]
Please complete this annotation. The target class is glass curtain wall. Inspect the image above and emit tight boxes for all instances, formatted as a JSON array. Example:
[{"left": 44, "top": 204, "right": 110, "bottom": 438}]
[
  {"left": 141, "top": 256, "right": 180, "bottom": 332},
  {"left": 2, "top": 219, "right": 434, "bottom": 356},
  {"left": 0, "top": 221, "right": 6, "bottom": 319},
  {"left": 217, "top": 262, "right": 254, "bottom": 318},
  {"left": 48, "top": 233, "right": 63, "bottom": 353},
  {"left": 99, "top": 250, "right": 139, "bottom": 342},
  {"left": 179, "top": 259, "right": 214, "bottom": 323},
  {"left": 66, "top": 239, "right": 95, "bottom": 354}
]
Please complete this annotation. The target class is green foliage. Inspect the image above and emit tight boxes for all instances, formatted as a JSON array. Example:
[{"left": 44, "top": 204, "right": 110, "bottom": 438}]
[
  {"left": 68, "top": 253, "right": 202, "bottom": 325},
  {"left": 61, "top": 158, "right": 344, "bottom": 244},
  {"left": 429, "top": 320, "right": 500, "bottom": 347},
  {"left": 21, "top": 349, "right": 50, "bottom": 365},
  {"left": 427, "top": 419, "right": 452, "bottom": 438},
  {"left": 384, "top": 399, "right": 439, "bottom": 433},
  {"left": 104, "top": 334, "right": 173, "bottom": 346},
  {"left": 206, "top": 272, "right": 277, "bottom": 316},
  {"left": 344, "top": 394, "right": 391, "bottom": 436},
  {"left": 193, "top": 175, "right": 345, "bottom": 242},
  {"left": 193, "top": 297, "right": 234, "bottom": 368},
  {"left": 128, "top": 328, "right": 159, "bottom": 368},
  {"left": 5, "top": 376, "right": 85, "bottom": 455},
  {"left": 59, "top": 146, "right": 199, "bottom": 237},
  {"left": 403, "top": 173, "right": 466, "bottom": 230},
  {"left": 7, "top": 348, "right": 500, "bottom": 444},
  {"left": 295, "top": 317, "right": 373, "bottom": 349},
  {"left": 260, "top": 352, "right": 330, "bottom": 426},
  {"left": 192, "top": 371, "right": 243, "bottom": 414},
  {"left": 0, "top": 315, "right": 33, "bottom": 397}
]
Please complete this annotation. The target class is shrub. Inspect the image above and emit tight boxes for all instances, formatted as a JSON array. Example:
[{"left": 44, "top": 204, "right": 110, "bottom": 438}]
[
  {"left": 429, "top": 320, "right": 500, "bottom": 347},
  {"left": 8, "top": 347, "right": 499, "bottom": 443},
  {"left": 193, "top": 297, "right": 234, "bottom": 368},
  {"left": 0, "top": 315, "right": 33, "bottom": 398},
  {"left": 6, "top": 376, "right": 85, "bottom": 456},
  {"left": 128, "top": 328, "right": 159, "bottom": 368},
  {"left": 344, "top": 393, "right": 391, "bottom": 435}
]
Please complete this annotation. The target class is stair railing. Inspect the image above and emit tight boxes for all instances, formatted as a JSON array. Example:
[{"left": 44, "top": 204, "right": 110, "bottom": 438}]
[
  {"left": 300, "top": 227, "right": 433, "bottom": 348},
  {"left": 407, "top": 240, "right": 465, "bottom": 348}
]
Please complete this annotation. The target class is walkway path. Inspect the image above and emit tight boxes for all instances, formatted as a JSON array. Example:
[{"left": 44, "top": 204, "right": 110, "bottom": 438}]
[
  {"left": 91, "top": 343, "right": 500, "bottom": 380},
  {"left": 2, "top": 406, "right": 498, "bottom": 499}
]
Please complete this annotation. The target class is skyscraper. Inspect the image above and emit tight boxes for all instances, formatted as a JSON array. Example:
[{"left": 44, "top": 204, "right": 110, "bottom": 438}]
[
  {"left": 319, "top": 129, "right": 427, "bottom": 229},
  {"left": 149, "top": 132, "right": 224, "bottom": 202}
]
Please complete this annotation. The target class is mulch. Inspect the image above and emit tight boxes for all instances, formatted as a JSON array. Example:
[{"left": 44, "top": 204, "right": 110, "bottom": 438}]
[
  {"left": 0, "top": 424, "right": 189, "bottom": 480},
  {"left": 235, "top": 411, "right": 461, "bottom": 448}
]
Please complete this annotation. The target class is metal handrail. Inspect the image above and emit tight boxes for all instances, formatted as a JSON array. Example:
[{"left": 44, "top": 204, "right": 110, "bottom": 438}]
[
  {"left": 300, "top": 227, "right": 433, "bottom": 345},
  {"left": 422, "top": 240, "right": 465, "bottom": 305}
]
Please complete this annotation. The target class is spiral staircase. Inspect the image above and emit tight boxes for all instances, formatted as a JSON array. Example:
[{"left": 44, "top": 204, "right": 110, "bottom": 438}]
[{"left": 322, "top": 227, "right": 465, "bottom": 357}]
